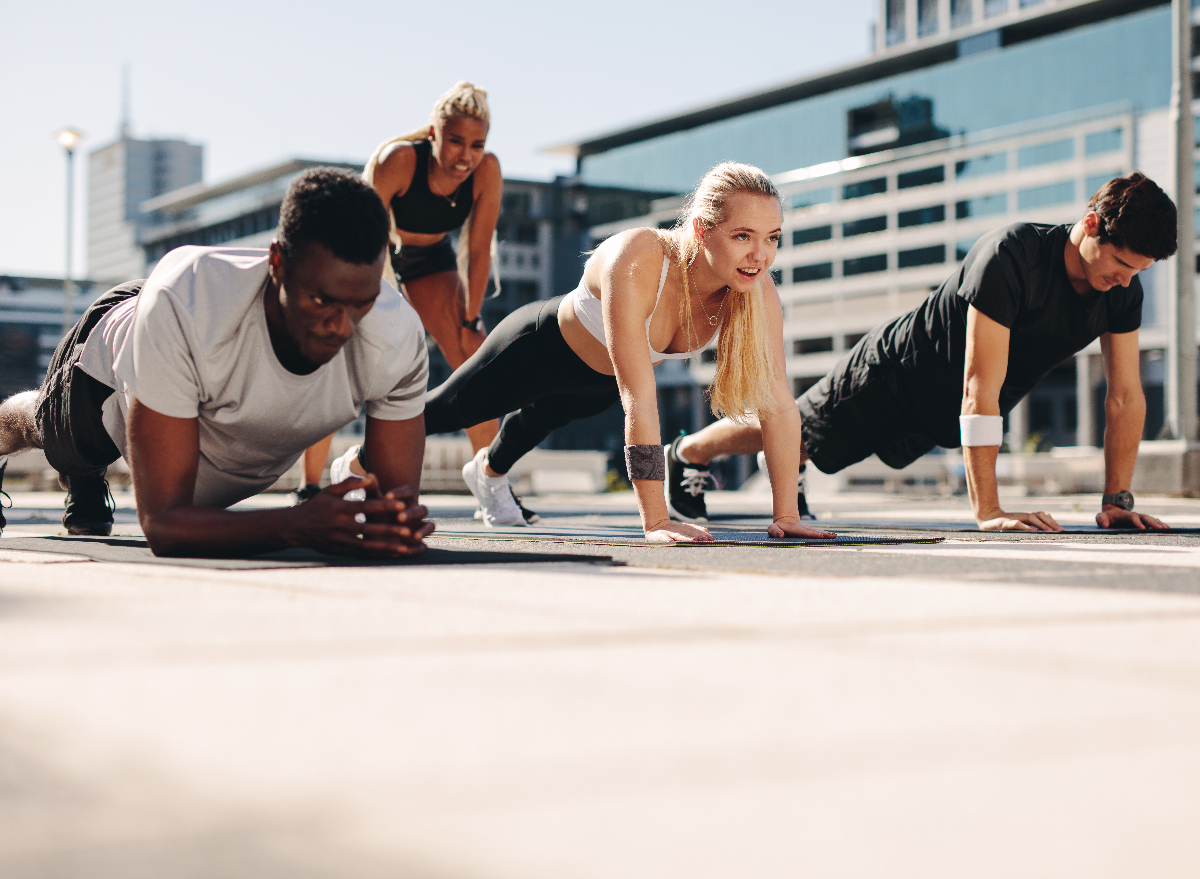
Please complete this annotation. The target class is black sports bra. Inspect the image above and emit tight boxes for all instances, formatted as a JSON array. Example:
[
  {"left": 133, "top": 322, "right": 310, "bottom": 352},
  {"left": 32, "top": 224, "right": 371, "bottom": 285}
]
[{"left": 388, "top": 139, "right": 475, "bottom": 234}]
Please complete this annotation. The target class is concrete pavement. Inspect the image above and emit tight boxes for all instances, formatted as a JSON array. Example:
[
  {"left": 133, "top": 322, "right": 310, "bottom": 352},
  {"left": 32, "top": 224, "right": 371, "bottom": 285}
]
[{"left": 2, "top": 486, "right": 1200, "bottom": 877}]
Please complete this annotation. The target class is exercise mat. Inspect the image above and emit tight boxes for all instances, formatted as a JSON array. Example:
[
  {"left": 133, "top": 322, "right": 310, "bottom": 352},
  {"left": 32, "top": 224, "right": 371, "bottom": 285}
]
[
  {"left": 0, "top": 535, "right": 612, "bottom": 569},
  {"left": 431, "top": 530, "right": 944, "bottom": 548},
  {"left": 798, "top": 521, "right": 1200, "bottom": 535}
]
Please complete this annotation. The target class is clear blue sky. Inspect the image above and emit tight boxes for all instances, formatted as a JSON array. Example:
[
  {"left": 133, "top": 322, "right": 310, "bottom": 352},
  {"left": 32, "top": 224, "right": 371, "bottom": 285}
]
[{"left": 0, "top": 0, "right": 876, "bottom": 278}]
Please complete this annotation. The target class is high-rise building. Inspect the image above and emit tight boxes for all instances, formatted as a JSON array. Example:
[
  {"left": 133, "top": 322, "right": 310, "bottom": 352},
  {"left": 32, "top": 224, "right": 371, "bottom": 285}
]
[{"left": 87, "top": 135, "right": 202, "bottom": 282}]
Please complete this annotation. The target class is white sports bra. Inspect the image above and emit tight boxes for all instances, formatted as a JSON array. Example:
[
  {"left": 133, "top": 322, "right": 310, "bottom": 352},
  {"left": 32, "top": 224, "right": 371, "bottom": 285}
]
[{"left": 568, "top": 256, "right": 719, "bottom": 360}]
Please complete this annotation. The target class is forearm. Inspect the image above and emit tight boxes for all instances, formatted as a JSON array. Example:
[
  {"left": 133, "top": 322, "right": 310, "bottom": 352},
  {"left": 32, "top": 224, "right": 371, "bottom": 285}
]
[
  {"left": 466, "top": 246, "right": 490, "bottom": 319},
  {"left": 962, "top": 445, "right": 1002, "bottom": 522},
  {"left": 1102, "top": 392, "right": 1145, "bottom": 494},
  {"left": 759, "top": 405, "right": 802, "bottom": 521},
  {"left": 623, "top": 398, "right": 668, "bottom": 530},
  {"left": 139, "top": 504, "right": 302, "bottom": 557}
]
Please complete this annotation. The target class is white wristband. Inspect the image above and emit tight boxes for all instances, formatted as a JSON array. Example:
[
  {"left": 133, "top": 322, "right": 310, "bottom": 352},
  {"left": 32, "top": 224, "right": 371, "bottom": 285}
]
[{"left": 959, "top": 414, "right": 1004, "bottom": 447}]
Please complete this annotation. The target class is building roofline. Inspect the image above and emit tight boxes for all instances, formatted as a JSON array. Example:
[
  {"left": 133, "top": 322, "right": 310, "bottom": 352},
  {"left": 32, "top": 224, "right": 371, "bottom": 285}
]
[
  {"left": 546, "top": 0, "right": 1164, "bottom": 159},
  {"left": 141, "top": 157, "right": 363, "bottom": 213}
]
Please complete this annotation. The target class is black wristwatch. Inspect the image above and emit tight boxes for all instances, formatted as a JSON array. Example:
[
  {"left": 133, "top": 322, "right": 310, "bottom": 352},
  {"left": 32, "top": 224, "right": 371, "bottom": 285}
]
[
  {"left": 462, "top": 316, "right": 482, "bottom": 331},
  {"left": 1102, "top": 490, "right": 1134, "bottom": 511}
]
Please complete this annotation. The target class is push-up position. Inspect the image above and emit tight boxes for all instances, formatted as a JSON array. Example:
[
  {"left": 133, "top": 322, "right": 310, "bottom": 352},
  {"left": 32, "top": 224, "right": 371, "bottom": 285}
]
[
  {"left": 416, "top": 162, "right": 835, "bottom": 542},
  {"left": 667, "top": 173, "right": 1176, "bottom": 532},
  {"left": 0, "top": 169, "right": 433, "bottom": 556}
]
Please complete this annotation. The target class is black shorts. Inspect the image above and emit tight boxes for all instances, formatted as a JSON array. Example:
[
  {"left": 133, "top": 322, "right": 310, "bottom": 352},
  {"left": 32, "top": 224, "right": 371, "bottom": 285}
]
[
  {"left": 390, "top": 237, "right": 458, "bottom": 284},
  {"left": 798, "top": 348, "right": 939, "bottom": 474},
  {"left": 35, "top": 281, "right": 142, "bottom": 476}
]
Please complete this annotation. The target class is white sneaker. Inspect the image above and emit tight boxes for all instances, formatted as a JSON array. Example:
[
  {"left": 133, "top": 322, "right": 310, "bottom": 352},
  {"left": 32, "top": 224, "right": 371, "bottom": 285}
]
[
  {"left": 462, "top": 448, "right": 526, "bottom": 527},
  {"left": 331, "top": 445, "right": 366, "bottom": 501}
]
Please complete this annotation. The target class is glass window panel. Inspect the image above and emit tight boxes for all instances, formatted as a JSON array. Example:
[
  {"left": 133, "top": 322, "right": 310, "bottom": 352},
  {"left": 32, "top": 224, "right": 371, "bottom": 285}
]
[
  {"left": 793, "top": 225, "right": 833, "bottom": 245},
  {"left": 955, "top": 193, "right": 1008, "bottom": 218},
  {"left": 1017, "top": 137, "right": 1075, "bottom": 168},
  {"left": 1086, "top": 172, "right": 1122, "bottom": 198},
  {"left": 1084, "top": 128, "right": 1123, "bottom": 155},
  {"left": 844, "top": 177, "right": 888, "bottom": 199},
  {"left": 898, "top": 204, "right": 946, "bottom": 227},
  {"left": 792, "top": 187, "right": 834, "bottom": 209},
  {"left": 770, "top": 269, "right": 783, "bottom": 286},
  {"left": 956, "top": 237, "right": 980, "bottom": 260},
  {"left": 1017, "top": 180, "right": 1075, "bottom": 210},
  {"left": 898, "top": 244, "right": 947, "bottom": 268},
  {"left": 898, "top": 165, "right": 945, "bottom": 189},
  {"left": 794, "top": 337, "right": 835, "bottom": 355},
  {"left": 843, "top": 254, "right": 888, "bottom": 276},
  {"left": 956, "top": 152, "right": 1008, "bottom": 178},
  {"left": 950, "top": 0, "right": 971, "bottom": 26},
  {"left": 794, "top": 263, "right": 834, "bottom": 283},
  {"left": 887, "top": 0, "right": 907, "bottom": 45},
  {"left": 843, "top": 216, "right": 888, "bottom": 237},
  {"left": 984, "top": 0, "right": 1008, "bottom": 16},
  {"left": 918, "top": 0, "right": 938, "bottom": 37}
]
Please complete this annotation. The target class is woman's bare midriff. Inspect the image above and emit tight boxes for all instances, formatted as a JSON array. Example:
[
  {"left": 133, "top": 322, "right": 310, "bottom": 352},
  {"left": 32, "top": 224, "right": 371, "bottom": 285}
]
[
  {"left": 397, "top": 229, "right": 450, "bottom": 249},
  {"left": 557, "top": 294, "right": 618, "bottom": 376}
]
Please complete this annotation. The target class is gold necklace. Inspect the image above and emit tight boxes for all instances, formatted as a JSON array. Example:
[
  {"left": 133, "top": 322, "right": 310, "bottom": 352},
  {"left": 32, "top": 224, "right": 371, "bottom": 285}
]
[
  {"left": 428, "top": 168, "right": 459, "bottom": 208},
  {"left": 688, "top": 265, "right": 724, "bottom": 328}
]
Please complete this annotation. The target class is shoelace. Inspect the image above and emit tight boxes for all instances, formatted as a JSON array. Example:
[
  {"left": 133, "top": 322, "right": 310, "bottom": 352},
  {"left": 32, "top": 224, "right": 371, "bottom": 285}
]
[{"left": 679, "top": 467, "right": 714, "bottom": 497}]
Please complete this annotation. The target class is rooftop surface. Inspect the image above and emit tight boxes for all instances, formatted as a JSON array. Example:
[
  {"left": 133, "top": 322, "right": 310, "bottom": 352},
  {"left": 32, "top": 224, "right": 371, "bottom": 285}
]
[{"left": 3, "top": 486, "right": 1199, "bottom": 876}]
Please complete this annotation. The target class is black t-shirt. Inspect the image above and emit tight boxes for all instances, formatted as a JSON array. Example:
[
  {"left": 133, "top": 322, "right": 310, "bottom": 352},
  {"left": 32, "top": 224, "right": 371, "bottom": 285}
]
[{"left": 862, "top": 222, "right": 1142, "bottom": 447}]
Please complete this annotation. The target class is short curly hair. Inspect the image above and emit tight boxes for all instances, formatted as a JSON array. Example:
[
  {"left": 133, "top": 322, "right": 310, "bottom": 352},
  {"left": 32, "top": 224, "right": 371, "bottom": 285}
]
[
  {"left": 277, "top": 168, "right": 389, "bottom": 265},
  {"left": 1087, "top": 172, "right": 1177, "bottom": 261}
]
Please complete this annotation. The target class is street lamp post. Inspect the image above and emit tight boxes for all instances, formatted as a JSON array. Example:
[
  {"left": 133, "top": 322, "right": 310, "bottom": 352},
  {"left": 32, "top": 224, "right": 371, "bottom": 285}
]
[{"left": 56, "top": 128, "right": 84, "bottom": 335}]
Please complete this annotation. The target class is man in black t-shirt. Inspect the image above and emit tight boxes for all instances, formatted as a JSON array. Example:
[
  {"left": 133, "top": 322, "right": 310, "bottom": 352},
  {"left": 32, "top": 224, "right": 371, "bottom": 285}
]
[{"left": 667, "top": 173, "right": 1178, "bottom": 532}]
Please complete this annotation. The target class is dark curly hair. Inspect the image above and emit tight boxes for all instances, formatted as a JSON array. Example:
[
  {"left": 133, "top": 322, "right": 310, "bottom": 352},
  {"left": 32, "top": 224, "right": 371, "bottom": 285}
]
[
  {"left": 276, "top": 168, "right": 389, "bottom": 265},
  {"left": 1087, "top": 172, "right": 1177, "bottom": 261}
]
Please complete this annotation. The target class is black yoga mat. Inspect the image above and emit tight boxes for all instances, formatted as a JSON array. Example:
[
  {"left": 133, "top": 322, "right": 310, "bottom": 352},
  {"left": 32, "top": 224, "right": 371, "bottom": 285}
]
[{"left": 0, "top": 535, "right": 613, "bottom": 569}]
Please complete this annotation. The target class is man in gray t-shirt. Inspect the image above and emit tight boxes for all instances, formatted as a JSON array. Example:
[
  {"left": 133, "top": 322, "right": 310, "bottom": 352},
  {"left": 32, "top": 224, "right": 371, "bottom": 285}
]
[{"left": 0, "top": 169, "right": 433, "bottom": 558}]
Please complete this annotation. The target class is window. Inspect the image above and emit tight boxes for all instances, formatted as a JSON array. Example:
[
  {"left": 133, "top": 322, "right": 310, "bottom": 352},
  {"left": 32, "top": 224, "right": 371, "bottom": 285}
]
[
  {"left": 844, "top": 332, "right": 867, "bottom": 349},
  {"left": 793, "top": 225, "right": 832, "bottom": 245},
  {"left": 844, "top": 254, "right": 888, "bottom": 276},
  {"left": 512, "top": 221, "right": 539, "bottom": 244},
  {"left": 918, "top": 0, "right": 938, "bottom": 36},
  {"left": 513, "top": 281, "right": 539, "bottom": 304},
  {"left": 956, "top": 193, "right": 1008, "bottom": 219},
  {"left": 956, "top": 152, "right": 1007, "bottom": 178},
  {"left": 843, "top": 177, "right": 887, "bottom": 200},
  {"left": 898, "top": 165, "right": 945, "bottom": 189},
  {"left": 794, "top": 263, "right": 833, "bottom": 283},
  {"left": 502, "top": 191, "right": 531, "bottom": 215},
  {"left": 1017, "top": 138, "right": 1074, "bottom": 168},
  {"left": 794, "top": 337, "right": 834, "bottom": 355},
  {"left": 843, "top": 216, "right": 887, "bottom": 237},
  {"left": 530, "top": 253, "right": 540, "bottom": 268},
  {"left": 956, "top": 237, "right": 979, "bottom": 260},
  {"left": 984, "top": 0, "right": 1007, "bottom": 16},
  {"left": 898, "top": 244, "right": 946, "bottom": 268},
  {"left": 950, "top": 0, "right": 971, "bottom": 27},
  {"left": 793, "top": 187, "right": 833, "bottom": 209},
  {"left": 1085, "top": 128, "right": 1122, "bottom": 155},
  {"left": 1017, "top": 180, "right": 1075, "bottom": 210},
  {"left": 898, "top": 205, "right": 946, "bottom": 227},
  {"left": 1086, "top": 172, "right": 1121, "bottom": 199},
  {"left": 886, "top": 0, "right": 906, "bottom": 45},
  {"left": 770, "top": 269, "right": 782, "bottom": 286},
  {"left": 793, "top": 376, "right": 821, "bottom": 397}
]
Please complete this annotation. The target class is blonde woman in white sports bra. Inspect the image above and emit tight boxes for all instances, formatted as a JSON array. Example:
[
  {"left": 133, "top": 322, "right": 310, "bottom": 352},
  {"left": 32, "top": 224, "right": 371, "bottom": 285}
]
[{"left": 417, "top": 161, "right": 837, "bottom": 542}]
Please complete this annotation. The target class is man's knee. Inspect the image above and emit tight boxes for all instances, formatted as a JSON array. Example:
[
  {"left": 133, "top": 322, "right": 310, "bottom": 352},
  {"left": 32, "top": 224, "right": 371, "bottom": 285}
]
[{"left": 0, "top": 390, "right": 43, "bottom": 450}]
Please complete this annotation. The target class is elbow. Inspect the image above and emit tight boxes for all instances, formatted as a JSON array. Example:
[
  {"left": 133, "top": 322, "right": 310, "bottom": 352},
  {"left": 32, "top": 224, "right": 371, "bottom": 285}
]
[{"left": 1105, "top": 386, "right": 1146, "bottom": 420}]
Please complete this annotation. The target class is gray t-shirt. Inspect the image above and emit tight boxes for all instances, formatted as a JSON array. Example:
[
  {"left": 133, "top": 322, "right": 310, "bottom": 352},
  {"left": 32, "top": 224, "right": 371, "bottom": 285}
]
[{"left": 78, "top": 246, "right": 429, "bottom": 508}]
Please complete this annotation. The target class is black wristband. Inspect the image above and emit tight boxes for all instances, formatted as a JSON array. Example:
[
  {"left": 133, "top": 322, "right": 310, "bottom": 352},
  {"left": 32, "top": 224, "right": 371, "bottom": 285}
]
[
  {"left": 1102, "top": 490, "right": 1134, "bottom": 511},
  {"left": 625, "top": 444, "right": 666, "bottom": 481},
  {"left": 462, "top": 316, "right": 482, "bottom": 331}
]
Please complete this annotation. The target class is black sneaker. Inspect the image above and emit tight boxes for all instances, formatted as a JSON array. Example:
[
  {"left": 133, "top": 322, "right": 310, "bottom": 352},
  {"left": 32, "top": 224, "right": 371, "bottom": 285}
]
[
  {"left": 62, "top": 470, "right": 115, "bottom": 536},
  {"left": 289, "top": 483, "right": 322, "bottom": 505},
  {"left": 511, "top": 487, "right": 540, "bottom": 524},
  {"left": 796, "top": 464, "right": 816, "bottom": 520},
  {"left": 0, "top": 456, "right": 10, "bottom": 535},
  {"left": 666, "top": 435, "right": 712, "bottom": 523}
]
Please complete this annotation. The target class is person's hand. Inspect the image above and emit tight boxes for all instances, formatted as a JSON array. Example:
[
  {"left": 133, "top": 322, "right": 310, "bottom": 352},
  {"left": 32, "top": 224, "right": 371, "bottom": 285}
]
[
  {"left": 292, "top": 474, "right": 434, "bottom": 557},
  {"left": 644, "top": 519, "right": 714, "bottom": 543},
  {"left": 977, "top": 510, "right": 1063, "bottom": 532},
  {"left": 1096, "top": 508, "right": 1169, "bottom": 530},
  {"left": 767, "top": 516, "right": 837, "bottom": 539}
]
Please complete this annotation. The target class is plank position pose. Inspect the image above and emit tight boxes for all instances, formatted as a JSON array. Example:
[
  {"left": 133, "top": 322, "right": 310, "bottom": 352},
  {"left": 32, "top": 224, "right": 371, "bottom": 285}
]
[
  {"left": 410, "top": 162, "right": 836, "bottom": 541},
  {"left": 298, "top": 82, "right": 516, "bottom": 513},
  {"left": 0, "top": 169, "right": 433, "bottom": 557},
  {"left": 664, "top": 172, "right": 1177, "bottom": 532}
]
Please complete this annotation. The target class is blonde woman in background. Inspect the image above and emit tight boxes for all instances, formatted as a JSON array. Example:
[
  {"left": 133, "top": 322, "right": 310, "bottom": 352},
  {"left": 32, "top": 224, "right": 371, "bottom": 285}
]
[
  {"left": 293, "top": 83, "right": 511, "bottom": 499},
  {"left": 416, "top": 162, "right": 837, "bottom": 542}
]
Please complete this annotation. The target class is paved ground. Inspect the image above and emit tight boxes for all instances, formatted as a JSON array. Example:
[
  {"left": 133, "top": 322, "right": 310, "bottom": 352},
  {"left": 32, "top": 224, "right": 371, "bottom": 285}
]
[{"left": 2, "top": 485, "right": 1200, "bottom": 877}]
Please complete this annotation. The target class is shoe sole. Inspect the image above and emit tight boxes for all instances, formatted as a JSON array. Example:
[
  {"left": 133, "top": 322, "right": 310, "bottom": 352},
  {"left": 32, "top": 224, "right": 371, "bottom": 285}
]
[
  {"left": 666, "top": 498, "right": 708, "bottom": 524},
  {"left": 462, "top": 455, "right": 525, "bottom": 528},
  {"left": 65, "top": 523, "right": 114, "bottom": 536}
]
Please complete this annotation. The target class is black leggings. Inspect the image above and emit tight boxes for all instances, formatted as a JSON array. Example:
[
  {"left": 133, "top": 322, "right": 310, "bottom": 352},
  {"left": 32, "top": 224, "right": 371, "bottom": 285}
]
[{"left": 424, "top": 295, "right": 620, "bottom": 474}]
